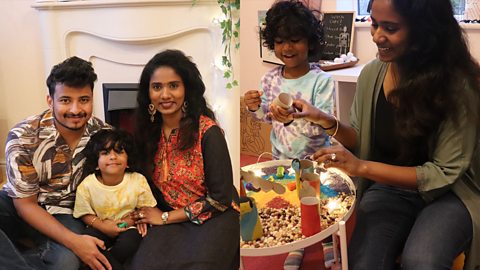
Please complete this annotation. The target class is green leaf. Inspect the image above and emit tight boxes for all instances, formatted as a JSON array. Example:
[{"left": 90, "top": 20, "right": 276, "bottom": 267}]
[
  {"left": 224, "top": 71, "right": 231, "bottom": 78},
  {"left": 226, "top": 83, "right": 233, "bottom": 89},
  {"left": 232, "top": 80, "right": 239, "bottom": 86}
]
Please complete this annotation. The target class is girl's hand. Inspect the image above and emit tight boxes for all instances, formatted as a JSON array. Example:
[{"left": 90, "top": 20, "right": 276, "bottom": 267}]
[
  {"left": 134, "top": 207, "right": 164, "bottom": 226},
  {"left": 312, "top": 144, "right": 365, "bottom": 177},
  {"left": 136, "top": 223, "right": 148, "bottom": 237},
  {"left": 98, "top": 219, "right": 127, "bottom": 238},
  {"left": 268, "top": 104, "right": 295, "bottom": 123},
  {"left": 244, "top": 90, "right": 263, "bottom": 111}
]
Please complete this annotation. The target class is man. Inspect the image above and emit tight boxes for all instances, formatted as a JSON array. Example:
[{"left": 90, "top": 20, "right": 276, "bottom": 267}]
[{"left": 0, "top": 56, "right": 112, "bottom": 270}]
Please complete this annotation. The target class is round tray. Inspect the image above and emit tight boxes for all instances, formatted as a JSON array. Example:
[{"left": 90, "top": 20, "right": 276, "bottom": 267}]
[{"left": 240, "top": 159, "right": 356, "bottom": 257}]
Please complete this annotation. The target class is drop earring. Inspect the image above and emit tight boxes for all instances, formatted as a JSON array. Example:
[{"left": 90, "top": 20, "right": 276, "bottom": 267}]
[
  {"left": 148, "top": 103, "right": 156, "bottom": 123},
  {"left": 181, "top": 101, "right": 188, "bottom": 114}
]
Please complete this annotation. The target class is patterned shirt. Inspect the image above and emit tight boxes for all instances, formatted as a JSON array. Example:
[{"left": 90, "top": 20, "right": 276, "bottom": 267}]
[
  {"left": 4, "top": 109, "right": 109, "bottom": 214},
  {"left": 73, "top": 172, "right": 157, "bottom": 220},
  {"left": 152, "top": 115, "right": 239, "bottom": 224},
  {"left": 252, "top": 63, "right": 335, "bottom": 159}
]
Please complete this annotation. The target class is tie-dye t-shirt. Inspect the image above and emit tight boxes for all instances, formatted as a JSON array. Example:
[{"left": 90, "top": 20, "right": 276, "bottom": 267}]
[
  {"left": 252, "top": 63, "right": 335, "bottom": 159},
  {"left": 73, "top": 172, "right": 157, "bottom": 220},
  {"left": 4, "top": 109, "right": 109, "bottom": 214}
]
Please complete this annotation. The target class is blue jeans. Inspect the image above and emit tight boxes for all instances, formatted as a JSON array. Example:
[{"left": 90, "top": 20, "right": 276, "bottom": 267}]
[
  {"left": 0, "top": 190, "right": 84, "bottom": 270},
  {"left": 0, "top": 228, "right": 37, "bottom": 270},
  {"left": 348, "top": 183, "right": 472, "bottom": 270}
]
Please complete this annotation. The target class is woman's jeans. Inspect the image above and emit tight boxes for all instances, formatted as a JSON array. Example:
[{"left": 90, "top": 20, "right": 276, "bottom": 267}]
[
  {"left": 0, "top": 190, "right": 84, "bottom": 270},
  {"left": 348, "top": 183, "right": 472, "bottom": 270}
]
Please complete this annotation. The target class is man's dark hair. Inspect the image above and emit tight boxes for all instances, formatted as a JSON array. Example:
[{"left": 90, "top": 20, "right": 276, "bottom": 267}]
[{"left": 46, "top": 56, "right": 97, "bottom": 97}]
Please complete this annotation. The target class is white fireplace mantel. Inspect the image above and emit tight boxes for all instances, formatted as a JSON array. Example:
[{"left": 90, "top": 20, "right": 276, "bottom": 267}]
[{"left": 32, "top": 0, "right": 241, "bottom": 187}]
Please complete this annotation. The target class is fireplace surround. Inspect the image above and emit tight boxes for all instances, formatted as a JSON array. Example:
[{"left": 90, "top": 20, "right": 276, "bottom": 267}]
[{"left": 32, "top": 0, "right": 240, "bottom": 186}]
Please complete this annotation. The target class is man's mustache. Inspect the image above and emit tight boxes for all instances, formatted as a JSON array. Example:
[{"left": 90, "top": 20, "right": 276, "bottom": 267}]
[{"left": 64, "top": 112, "right": 87, "bottom": 118}]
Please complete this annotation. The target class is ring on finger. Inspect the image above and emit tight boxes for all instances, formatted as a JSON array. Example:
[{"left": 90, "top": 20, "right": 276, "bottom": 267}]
[
  {"left": 139, "top": 212, "right": 144, "bottom": 218},
  {"left": 330, "top": 153, "right": 337, "bottom": 161}
]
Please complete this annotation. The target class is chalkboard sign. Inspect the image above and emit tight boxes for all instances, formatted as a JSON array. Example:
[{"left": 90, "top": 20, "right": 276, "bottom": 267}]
[{"left": 320, "top": 11, "right": 355, "bottom": 61}]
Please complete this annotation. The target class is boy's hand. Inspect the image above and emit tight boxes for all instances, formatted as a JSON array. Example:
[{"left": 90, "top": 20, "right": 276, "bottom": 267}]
[
  {"left": 121, "top": 212, "right": 136, "bottom": 227},
  {"left": 268, "top": 104, "right": 294, "bottom": 123},
  {"left": 244, "top": 90, "right": 263, "bottom": 111},
  {"left": 97, "top": 219, "right": 127, "bottom": 238}
]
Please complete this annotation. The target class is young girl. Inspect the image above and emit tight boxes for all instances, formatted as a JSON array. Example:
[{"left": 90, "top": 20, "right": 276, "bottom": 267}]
[
  {"left": 73, "top": 129, "right": 157, "bottom": 270},
  {"left": 243, "top": 0, "right": 335, "bottom": 160}
]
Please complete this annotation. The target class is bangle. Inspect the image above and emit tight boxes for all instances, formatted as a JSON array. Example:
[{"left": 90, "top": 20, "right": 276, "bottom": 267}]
[
  {"left": 89, "top": 217, "right": 98, "bottom": 227},
  {"left": 329, "top": 115, "right": 339, "bottom": 137},
  {"left": 319, "top": 120, "right": 337, "bottom": 130}
]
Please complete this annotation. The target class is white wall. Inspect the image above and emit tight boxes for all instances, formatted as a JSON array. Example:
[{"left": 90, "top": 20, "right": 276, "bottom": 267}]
[
  {"left": 2, "top": 0, "right": 479, "bottom": 180},
  {"left": 0, "top": 0, "right": 46, "bottom": 176},
  {"left": 0, "top": 1, "right": 241, "bottom": 187},
  {"left": 240, "top": 1, "right": 480, "bottom": 95}
]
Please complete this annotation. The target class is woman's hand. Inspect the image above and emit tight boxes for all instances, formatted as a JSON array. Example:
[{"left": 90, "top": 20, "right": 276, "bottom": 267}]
[
  {"left": 136, "top": 223, "right": 148, "bottom": 237},
  {"left": 268, "top": 104, "right": 294, "bottom": 123},
  {"left": 134, "top": 207, "right": 164, "bottom": 226},
  {"left": 244, "top": 90, "right": 263, "bottom": 111},
  {"left": 292, "top": 99, "right": 332, "bottom": 127},
  {"left": 312, "top": 144, "right": 366, "bottom": 177}
]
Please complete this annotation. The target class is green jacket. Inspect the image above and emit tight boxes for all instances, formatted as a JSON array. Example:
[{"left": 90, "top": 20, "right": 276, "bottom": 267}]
[{"left": 351, "top": 59, "right": 480, "bottom": 269}]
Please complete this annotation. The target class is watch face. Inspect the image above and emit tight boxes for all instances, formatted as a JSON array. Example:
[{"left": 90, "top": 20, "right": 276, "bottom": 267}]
[{"left": 162, "top": 212, "right": 168, "bottom": 222}]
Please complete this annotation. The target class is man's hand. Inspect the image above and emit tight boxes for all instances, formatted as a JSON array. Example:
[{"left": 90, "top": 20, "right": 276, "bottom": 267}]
[{"left": 68, "top": 234, "right": 112, "bottom": 270}]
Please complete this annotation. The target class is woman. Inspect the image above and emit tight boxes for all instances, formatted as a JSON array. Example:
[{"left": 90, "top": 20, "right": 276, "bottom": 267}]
[
  {"left": 132, "top": 49, "right": 240, "bottom": 270},
  {"left": 292, "top": 0, "right": 480, "bottom": 269}
]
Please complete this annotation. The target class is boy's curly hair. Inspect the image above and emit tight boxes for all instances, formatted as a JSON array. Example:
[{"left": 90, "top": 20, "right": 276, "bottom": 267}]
[
  {"left": 261, "top": 0, "right": 324, "bottom": 58},
  {"left": 82, "top": 129, "right": 138, "bottom": 178}
]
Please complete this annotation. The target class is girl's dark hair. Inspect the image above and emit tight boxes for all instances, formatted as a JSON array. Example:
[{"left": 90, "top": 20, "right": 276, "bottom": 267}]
[
  {"left": 261, "top": 0, "right": 324, "bottom": 58},
  {"left": 369, "top": 0, "right": 480, "bottom": 163},
  {"left": 134, "top": 50, "right": 215, "bottom": 177},
  {"left": 82, "top": 129, "right": 138, "bottom": 178}
]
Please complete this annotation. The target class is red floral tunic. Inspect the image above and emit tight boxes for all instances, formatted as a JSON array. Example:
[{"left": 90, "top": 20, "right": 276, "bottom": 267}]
[{"left": 152, "top": 115, "right": 239, "bottom": 224}]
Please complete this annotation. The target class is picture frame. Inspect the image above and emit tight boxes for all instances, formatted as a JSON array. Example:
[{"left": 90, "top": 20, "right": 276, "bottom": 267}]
[{"left": 320, "top": 11, "right": 355, "bottom": 60}]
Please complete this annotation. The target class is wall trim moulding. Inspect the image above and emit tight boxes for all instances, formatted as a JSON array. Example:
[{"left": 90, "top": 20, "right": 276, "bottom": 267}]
[
  {"left": 63, "top": 27, "right": 210, "bottom": 64},
  {"left": 32, "top": 0, "right": 217, "bottom": 10}
]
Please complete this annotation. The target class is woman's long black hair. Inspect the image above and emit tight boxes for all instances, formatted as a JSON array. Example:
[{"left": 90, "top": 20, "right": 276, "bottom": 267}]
[
  {"left": 370, "top": 0, "right": 480, "bottom": 163},
  {"left": 134, "top": 50, "right": 215, "bottom": 177}
]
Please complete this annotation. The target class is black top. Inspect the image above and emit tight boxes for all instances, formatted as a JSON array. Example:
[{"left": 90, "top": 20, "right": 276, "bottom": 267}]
[{"left": 372, "top": 87, "right": 403, "bottom": 165}]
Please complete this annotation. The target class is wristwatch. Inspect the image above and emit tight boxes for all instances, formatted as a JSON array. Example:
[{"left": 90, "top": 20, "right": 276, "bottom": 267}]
[{"left": 161, "top": 211, "right": 169, "bottom": 225}]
